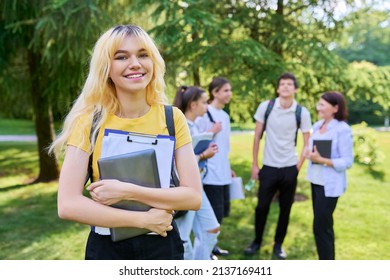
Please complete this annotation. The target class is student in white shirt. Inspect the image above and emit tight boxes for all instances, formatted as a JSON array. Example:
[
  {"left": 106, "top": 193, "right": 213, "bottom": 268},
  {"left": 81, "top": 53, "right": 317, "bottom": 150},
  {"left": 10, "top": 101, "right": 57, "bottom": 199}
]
[
  {"left": 244, "top": 73, "right": 311, "bottom": 259},
  {"left": 195, "top": 77, "right": 236, "bottom": 257}
]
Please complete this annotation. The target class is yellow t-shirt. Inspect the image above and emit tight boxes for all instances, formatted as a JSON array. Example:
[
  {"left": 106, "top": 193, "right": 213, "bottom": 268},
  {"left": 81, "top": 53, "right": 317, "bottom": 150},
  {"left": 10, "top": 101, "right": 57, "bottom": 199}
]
[{"left": 67, "top": 104, "right": 191, "bottom": 182}]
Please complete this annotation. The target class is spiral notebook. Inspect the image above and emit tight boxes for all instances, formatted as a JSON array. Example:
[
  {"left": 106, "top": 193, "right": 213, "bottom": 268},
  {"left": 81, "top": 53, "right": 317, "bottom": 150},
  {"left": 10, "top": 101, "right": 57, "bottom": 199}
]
[{"left": 98, "top": 149, "right": 161, "bottom": 241}]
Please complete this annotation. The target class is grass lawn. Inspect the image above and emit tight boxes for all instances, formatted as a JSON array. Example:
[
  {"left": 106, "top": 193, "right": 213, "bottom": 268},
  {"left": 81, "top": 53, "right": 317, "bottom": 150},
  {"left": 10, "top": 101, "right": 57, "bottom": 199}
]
[
  {"left": 219, "top": 132, "right": 390, "bottom": 260},
  {"left": 0, "top": 119, "right": 36, "bottom": 135},
  {"left": 0, "top": 120, "right": 389, "bottom": 260}
]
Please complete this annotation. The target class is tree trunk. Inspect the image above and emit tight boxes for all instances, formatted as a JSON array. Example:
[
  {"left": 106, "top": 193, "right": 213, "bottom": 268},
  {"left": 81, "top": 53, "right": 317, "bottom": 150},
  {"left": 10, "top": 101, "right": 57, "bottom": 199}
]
[
  {"left": 27, "top": 50, "right": 59, "bottom": 182},
  {"left": 274, "top": 0, "right": 284, "bottom": 57},
  {"left": 192, "top": 32, "right": 201, "bottom": 86},
  {"left": 193, "top": 69, "right": 200, "bottom": 86}
]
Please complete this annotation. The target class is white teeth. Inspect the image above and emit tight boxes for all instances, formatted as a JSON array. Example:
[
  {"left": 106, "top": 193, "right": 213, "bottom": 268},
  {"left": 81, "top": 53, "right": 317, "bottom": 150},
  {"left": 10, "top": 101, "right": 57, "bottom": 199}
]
[{"left": 127, "top": 74, "right": 143, "bottom": 78}]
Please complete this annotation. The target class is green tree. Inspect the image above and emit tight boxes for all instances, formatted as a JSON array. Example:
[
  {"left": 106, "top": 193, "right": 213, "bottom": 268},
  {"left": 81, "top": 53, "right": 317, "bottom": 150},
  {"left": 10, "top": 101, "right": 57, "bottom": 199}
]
[
  {"left": 344, "top": 61, "right": 390, "bottom": 125},
  {"left": 3, "top": 0, "right": 387, "bottom": 185},
  {"left": 332, "top": 8, "right": 390, "bottom": 66},
  {"left": 0, "top": 0, "right": 114, "bottom": 181},
  {"left": 219, "top": 0, "right": 355, "bottom": 119},
  {"left": 131, "top": 0, "right": 357, "bottom": 123}
]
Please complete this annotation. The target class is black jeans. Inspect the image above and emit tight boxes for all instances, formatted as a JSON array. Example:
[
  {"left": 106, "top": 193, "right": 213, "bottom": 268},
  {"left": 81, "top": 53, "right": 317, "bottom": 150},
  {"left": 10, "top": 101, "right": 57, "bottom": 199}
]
[
  {"left": 85, "top": 222, "right": 183, "bottom": 260},
  {"left": 254, "top": 165, "right": 298, "bottom": 245},
  {"left": 311, "top": 183, "right": 338, "bottom": 260}
]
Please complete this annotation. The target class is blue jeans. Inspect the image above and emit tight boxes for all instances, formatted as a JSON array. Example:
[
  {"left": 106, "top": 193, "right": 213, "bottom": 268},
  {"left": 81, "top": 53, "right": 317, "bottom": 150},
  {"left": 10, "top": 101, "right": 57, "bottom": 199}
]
[{"left": 175, "top": 189, "right": 220, "bottom": 260}]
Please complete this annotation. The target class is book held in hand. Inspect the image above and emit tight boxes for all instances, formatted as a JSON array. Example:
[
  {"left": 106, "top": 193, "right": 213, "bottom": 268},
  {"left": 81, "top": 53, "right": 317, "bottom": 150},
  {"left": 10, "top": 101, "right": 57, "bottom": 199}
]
[
  {"left": 192, "top": 132, "right": 213, "bottom": 154},
  {"left": 313, "top": 139, "right": 332, "bottom": 164},
  {"left": 192, "top": 132, "right": 213, "bottom": 169}
]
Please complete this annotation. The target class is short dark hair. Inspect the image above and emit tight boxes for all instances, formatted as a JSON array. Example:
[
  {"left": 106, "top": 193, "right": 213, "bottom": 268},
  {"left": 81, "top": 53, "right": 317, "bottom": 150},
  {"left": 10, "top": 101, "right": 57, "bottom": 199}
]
[
  {"left": 321, "top": 91, "right": 348, "bottom": 121},
  {"left": 277, "top": 72, "right": 298, "bottom": 89}
]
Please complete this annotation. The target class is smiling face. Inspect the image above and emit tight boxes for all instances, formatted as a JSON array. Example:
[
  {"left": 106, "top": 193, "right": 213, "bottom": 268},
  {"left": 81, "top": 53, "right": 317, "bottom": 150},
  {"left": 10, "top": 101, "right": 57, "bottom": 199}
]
[
  {"left": 316, "top": 98, "right": 339, "bottom": 121},
  {"left": 109, "top": 36, "right": 154, "bottom": 96}
]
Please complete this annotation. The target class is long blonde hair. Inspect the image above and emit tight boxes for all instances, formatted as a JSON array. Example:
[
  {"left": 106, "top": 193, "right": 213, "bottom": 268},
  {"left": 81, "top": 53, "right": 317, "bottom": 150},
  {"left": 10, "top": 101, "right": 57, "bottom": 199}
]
[{"left": 49, "top": 25, "right": 168, "bottom": 157}]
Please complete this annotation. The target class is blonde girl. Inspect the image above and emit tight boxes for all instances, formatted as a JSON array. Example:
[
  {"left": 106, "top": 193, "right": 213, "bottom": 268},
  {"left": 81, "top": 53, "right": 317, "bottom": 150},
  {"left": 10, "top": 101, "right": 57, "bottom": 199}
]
[{"left": 50, "top": 25, "right": 201, "bottom": 260}]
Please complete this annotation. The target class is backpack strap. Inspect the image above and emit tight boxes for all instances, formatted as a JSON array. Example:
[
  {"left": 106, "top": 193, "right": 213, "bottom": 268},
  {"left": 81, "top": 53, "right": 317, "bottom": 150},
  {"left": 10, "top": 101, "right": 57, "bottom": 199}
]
[
  {"left": 164, "top": 105, "right": 175, "bottom": 137},
  {"left": 86, "top": 110, "right": 101, "bottom": 184},
  {"left": 259, "top": 99, "right": 275, "bottom": 140},
  {"left": 164, "top": 105, "right": 187, "bottom": 218},
  {"left": 164, "top": 105, "right": 180, "bottom": 187},
  {"left": 294, "top": 104, "right": 302, "bottom": 146},
  {"left": 206, "top": 109, "right": 216, "bottom": 123},
  {"left": 259, "top": 99, "right": 301, "bottom": 146}
]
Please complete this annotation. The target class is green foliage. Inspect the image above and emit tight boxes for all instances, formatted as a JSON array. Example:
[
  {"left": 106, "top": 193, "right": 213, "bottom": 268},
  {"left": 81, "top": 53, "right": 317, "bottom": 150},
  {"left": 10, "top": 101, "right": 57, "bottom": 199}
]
[
  {"left": 0, "top": 64, "right": 33, "bottom": 119},
  {"left": 333, "top": 9, "right": 390, "bottom": 66},
  {"left": 352, "top": 122, "right": 385, "bottom": 168},
  {"left": 2, "top": 0, "right": 389, "bottom": 124},
  {"left": 0, "top": 0, "right": 121, "bottom": 119},
  {"left": 128, "top": 0, "right": 360, "bottom": 122},
  {"left": 345, "top": 62, "right": 390, "bottom": 124}
]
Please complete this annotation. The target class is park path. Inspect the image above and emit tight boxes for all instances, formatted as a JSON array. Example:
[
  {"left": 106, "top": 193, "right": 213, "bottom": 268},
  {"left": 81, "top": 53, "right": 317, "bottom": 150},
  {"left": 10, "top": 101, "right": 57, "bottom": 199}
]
[{"left": 0, "top": 135, "right": 37, "bottom": 142}]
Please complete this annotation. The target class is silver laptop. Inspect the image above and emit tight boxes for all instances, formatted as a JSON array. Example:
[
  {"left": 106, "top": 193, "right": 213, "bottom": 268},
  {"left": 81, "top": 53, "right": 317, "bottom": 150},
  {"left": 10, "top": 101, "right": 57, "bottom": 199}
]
[{"left": 97, "top": 149, "right": 161, "bottom": 241}]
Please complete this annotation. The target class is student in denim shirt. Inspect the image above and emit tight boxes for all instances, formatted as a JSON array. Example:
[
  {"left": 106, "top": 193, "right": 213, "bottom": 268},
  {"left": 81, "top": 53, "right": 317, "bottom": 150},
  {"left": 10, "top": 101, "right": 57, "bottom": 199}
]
[{"left": 305, "top": 91, "right": 354, "bottom": 260}]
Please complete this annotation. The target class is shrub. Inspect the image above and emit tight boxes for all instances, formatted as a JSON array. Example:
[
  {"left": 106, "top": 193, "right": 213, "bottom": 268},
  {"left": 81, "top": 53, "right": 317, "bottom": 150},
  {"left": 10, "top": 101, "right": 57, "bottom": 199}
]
[{"left": 351, "top": 122, "right": 384, "bottom": 168}]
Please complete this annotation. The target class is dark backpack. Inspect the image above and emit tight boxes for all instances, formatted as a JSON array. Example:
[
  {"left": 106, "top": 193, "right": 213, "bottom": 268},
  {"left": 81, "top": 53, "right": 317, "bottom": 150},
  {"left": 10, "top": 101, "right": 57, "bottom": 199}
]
[
  {"left": 259, "top": 98, "right": 302, "bottom": 146},
  {"left": 86, "top": 105, "right": 187, "bottom": 218}
]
